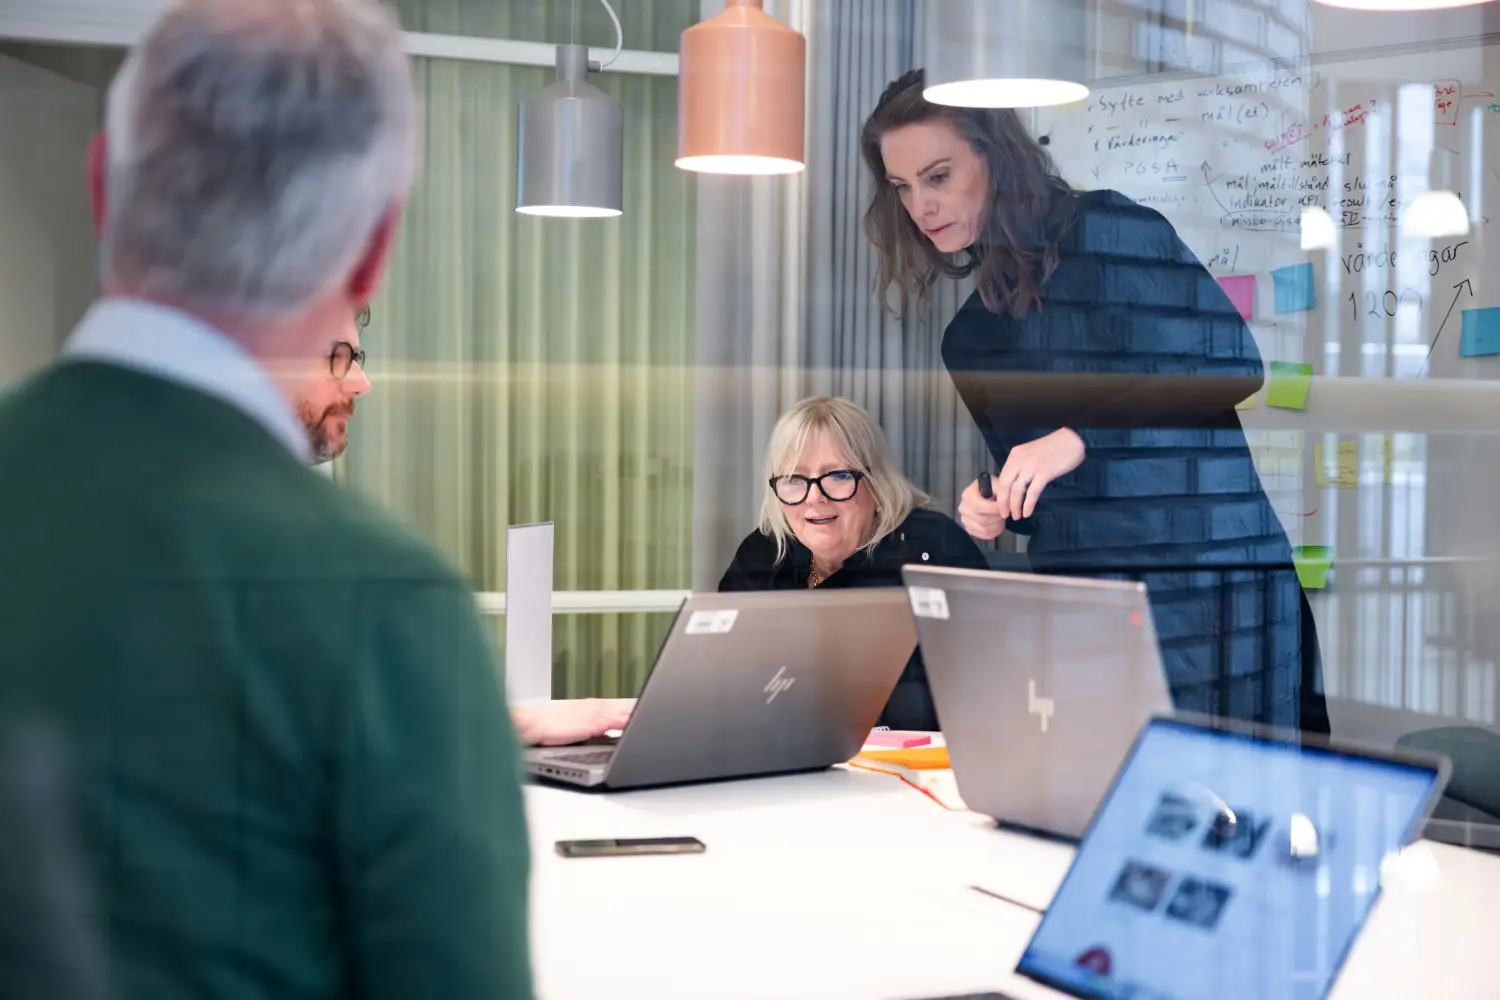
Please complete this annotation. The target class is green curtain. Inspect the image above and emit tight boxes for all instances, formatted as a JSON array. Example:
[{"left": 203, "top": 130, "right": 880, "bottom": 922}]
[{"left": 338, "top": 1, "right": 698, "bottom": 698}]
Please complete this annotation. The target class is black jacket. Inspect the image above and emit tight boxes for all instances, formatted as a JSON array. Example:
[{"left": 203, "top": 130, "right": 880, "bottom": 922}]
[
  {"left": 941, "top": 187, "right": 1329, "bottom": 735},
  {"left": 717, "top": 507, "right": 988, "bottom": 731}
]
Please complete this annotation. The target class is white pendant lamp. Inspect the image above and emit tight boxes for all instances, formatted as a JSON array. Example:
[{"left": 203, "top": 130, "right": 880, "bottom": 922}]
[
  {"left": 516, "top": 1, "right": 625, "bottom": 217},
  {"left": 1300, "top": 206, "right": 1338, "bottom": 250},
  {"left": 923, "top": 0, "right": 1090, "bottom": 109},
  {"left": 1405, "top": 143, "right": 1472, "bottom": 239},
  {"left": 677, "top": 0, "right": 807, "bottom": 175},
  {"left": 1406, "top": 190, "right": 1470, "bottom": 238}
]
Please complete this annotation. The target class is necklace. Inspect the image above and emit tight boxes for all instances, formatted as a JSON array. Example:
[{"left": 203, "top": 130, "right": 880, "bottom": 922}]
[{"left": 808, "top": 565, "right": 824, "bottom": 588}]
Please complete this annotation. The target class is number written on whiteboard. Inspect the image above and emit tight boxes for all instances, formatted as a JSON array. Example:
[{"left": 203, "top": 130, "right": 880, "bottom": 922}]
[{"left": 1348, "top": 289, "right": 1424, "bottom": 321}]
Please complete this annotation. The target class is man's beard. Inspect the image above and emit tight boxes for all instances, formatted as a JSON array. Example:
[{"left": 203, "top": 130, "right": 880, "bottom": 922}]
[{"left": 299, "top": 401, "right": 354, "bottom": 464}]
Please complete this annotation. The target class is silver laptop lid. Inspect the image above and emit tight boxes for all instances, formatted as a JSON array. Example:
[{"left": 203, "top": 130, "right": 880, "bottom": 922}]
[
  {"left": 599, "top": 587, "right": 917, "bottom": 790},
  {"left": 901, "top": 565, "right": 1172, "bottom": 839}
]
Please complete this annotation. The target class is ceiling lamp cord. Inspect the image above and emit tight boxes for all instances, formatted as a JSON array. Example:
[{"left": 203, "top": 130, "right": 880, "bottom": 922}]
[{"left": 593, "top": 0, "right": 623, "bottom": 71}]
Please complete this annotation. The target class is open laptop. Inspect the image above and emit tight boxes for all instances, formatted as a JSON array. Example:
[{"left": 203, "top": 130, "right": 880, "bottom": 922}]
[
  {"left": 901, "top": 565, "right": 1172, "bottom": 840},
  {"left": 943, "top": 713, "right": 1450, "bottom": 1000},
  {"left": 526, "top": 588, "right": 916, "bottom": 791}
]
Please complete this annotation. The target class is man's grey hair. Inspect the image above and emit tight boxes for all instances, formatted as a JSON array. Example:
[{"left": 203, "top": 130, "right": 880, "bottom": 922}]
[{"left": 101, "top": 0, "right": 418, "bottom": 322}]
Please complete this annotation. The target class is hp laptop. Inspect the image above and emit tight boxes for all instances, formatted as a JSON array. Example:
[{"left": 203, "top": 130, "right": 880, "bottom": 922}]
[
  {"left": 901, "top": 565, "right": 1172, "bottom": 840},
  {"left": 948, "top": 713, "right": 1449, "bottom": 1000},
  {"left": 526, "top": 588, "right": 916, "bottom": 791}
]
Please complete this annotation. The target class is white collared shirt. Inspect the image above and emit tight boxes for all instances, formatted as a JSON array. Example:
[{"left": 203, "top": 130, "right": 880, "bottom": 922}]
[{"left": 60, "top": 298, "right": 312, "bottom": 463}]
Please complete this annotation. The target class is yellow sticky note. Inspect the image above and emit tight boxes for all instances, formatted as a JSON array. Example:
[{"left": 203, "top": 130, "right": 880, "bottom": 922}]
[
  {"left": 1266, "top": 361, "right": 1313, "bottom": 410},
  {"left": 1313, "top": 442, "right": 1359, "bottom": 488},
  {"left": 1293, "top": 545, "right": 1333, "bottom": 590}
]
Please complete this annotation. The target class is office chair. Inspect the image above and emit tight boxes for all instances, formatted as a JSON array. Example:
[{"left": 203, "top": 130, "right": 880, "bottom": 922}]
[{"left": 1397, "top": 725, "right": 1500, "bottom": 820}]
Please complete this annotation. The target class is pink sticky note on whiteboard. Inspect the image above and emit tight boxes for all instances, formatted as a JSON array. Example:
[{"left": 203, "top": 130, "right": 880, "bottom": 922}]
[
  {"left": 1218, "top": 274, "right": 1256, "bottom": 320},
  {"left": 865, "top": 730, "right": 933, "bottom": 748}
]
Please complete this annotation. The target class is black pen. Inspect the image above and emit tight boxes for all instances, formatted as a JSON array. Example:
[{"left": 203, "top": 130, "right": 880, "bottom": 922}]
[
  {"left": 969, "top": 884, "right": 1043, "bottom": 914},
  {"left": 978, "top": 471, "right": 994, "bottom": 500}
]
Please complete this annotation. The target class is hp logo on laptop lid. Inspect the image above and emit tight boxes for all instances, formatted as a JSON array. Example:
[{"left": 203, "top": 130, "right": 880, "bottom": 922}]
[
  {"left": 1028, "top": 679, "right": 1055, "bottom": 732},
  {"left": 764, "top": 666, "right": 796, "bottom": 704}
]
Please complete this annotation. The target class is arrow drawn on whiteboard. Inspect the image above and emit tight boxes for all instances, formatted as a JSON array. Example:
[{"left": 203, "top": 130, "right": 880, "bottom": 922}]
[
  {"left": 1309, "top": 71, "right": 1322, "bottom": 92},
  {"left": 1418, "top": 278, "right": 1473, "bottom": 377},
  {"left": 1201, "top": 162, "right": 1232, "bottom": 215}
]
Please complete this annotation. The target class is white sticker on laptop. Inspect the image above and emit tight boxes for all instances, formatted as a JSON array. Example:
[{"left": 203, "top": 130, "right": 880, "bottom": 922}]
[
  {"left": 907, "top": 586, "right": 950, "bottom": 620},
  {"left": 685, "top": 609, "right": 738, "bottom": 634}
]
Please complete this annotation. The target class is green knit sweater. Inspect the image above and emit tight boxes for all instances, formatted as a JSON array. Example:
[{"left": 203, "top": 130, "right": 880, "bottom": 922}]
[{"left": 0, "top": 361, "right": 532, "bottom": 999}]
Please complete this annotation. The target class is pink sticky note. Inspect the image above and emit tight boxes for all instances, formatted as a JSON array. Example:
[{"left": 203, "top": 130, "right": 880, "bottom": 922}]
[
  {"left": 1218, "top": 274, "right": 1255, "bottom": 320},
  {"left": 865, "top": 730, "right": 933, "bottom": 749}
]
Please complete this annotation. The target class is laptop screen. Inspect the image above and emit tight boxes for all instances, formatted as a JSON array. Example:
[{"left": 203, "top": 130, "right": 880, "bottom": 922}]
[{"left": 1014, "top": 717, "right": 1443, "bottom": 1000}]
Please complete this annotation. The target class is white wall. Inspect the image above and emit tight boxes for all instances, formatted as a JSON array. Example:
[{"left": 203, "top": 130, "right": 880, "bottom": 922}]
[
  {"left": 0, "top": 51, "right": 99, "bottom": 386},
  {"left": 1308, "top": 2, "right": 1500, "bottom": 60},
  {"left": 1094, "top": 0, "right": 1500, "bottom": 82}
]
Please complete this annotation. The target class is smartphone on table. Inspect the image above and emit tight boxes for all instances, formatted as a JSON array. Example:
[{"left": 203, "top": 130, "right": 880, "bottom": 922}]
[{"left": 555, "top": 836, "right": 705, "bottom": 858}]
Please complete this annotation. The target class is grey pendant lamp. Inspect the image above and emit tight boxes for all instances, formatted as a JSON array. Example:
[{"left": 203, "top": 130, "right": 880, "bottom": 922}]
[
  {"left": 923, "top": 0, "right": 1090, "bottom": 109},
  {"left": 516, "top": 0, "right": 624, "bottom": 218}
]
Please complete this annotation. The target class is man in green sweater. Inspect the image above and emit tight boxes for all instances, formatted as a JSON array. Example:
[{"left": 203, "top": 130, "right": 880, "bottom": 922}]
[{"left": 0, "top": 1, "right": 534, "bottom": 998}]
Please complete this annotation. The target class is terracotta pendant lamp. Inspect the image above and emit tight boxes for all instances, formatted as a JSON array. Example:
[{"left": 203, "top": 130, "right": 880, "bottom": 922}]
[{"left": 676, "top": 0, "right": 806, "bottom": 175}]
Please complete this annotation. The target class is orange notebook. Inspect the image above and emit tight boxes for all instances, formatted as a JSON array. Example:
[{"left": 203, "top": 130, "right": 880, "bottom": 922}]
[{"left": 852, "top": 745, "right": 951, "bottom": 770}]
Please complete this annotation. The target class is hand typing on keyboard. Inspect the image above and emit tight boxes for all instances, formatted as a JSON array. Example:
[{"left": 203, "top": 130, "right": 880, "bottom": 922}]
[{"left": 513, "top": 699, "right": 636, "bottom": 747}]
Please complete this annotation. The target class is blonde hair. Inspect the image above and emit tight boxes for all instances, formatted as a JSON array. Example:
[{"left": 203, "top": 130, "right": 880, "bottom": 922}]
[{"left": 757, "top": 396, "right": 930, "bottom": 563}]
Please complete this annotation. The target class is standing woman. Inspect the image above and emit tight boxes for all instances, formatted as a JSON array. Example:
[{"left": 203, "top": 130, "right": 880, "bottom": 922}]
[{"left": 859, "top": 69, "right": 1330, "bottom": 734}]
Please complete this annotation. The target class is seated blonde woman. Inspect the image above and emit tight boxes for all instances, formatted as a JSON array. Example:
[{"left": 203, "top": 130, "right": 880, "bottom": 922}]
[{"left": 719, "top": 396, "right": 987, "bottom": 731}]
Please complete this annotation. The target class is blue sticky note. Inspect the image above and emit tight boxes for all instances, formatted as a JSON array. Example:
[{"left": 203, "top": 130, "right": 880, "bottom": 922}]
[
  {"left": 1460, "top": 307, "right": 1500, "bottom": 358},
  {"left": 1272, "top": 262, "right": 1315, "bottom": 315}
]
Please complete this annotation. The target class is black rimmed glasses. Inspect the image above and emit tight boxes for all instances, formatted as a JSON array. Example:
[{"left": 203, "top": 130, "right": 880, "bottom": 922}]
[
  {"left": 329, "top": 341, "right": 366, "bottom": 379},
  {"left": 770, "top": 470, "right": 865, "bottom": 506}
]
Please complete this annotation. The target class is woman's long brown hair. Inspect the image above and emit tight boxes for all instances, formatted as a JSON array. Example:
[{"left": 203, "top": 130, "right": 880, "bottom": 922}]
[{"left": 860, "top": 69, "right": 1076, "bottom": 320}]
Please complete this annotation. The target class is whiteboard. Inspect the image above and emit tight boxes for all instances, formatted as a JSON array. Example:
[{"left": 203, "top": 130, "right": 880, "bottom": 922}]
[
  {"left": 1034, "top": 45, "right": 1500, "bottom": 723},
  {"left": 1038, "top": 48, "right": 1498, "bottom": 378},
  {"left": 1035, "top": 45, "right": 1499, "bottom": 546}
]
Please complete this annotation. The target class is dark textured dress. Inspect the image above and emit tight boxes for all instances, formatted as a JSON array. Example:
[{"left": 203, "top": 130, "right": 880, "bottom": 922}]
[
  {"left": 941, "top": 188, "right": 1330, "bottom": 733},
  {"left": 718, "top": 507, "right": 989, "bottom": 731}
]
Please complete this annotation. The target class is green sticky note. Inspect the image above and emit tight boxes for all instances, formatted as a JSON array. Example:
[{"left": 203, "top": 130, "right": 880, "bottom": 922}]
[
  {"left": 1293, "top": 545, "right": 1333, "bottom": 591},
  {"left": 1266, "top": 361, "right": 1313, "bottom": 410}
]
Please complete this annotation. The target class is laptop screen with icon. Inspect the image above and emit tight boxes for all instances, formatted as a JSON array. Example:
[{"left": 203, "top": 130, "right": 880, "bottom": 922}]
[{"left": 1015, "top": 715, "right": 1447, "bottom": 1000}]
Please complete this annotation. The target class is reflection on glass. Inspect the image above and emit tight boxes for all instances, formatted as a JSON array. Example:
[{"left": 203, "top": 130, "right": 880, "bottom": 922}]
[{"left": 1405, "top": 190, "right": 1470, "bottom": 238}]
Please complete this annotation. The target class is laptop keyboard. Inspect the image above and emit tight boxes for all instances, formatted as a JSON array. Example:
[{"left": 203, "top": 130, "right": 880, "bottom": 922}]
[{"left": 547, "top": 750, "right": 614, "bottom": 766}]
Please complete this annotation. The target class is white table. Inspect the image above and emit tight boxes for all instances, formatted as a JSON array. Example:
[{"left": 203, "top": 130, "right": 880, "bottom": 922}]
[{"left": 525, "top": 766, "right": 1500, "bottom": 1000}]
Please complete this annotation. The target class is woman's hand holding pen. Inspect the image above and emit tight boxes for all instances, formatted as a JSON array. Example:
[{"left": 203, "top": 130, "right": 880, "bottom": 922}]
[{"left": 957, "top": 428, "right": 1086, "bottom": 539}]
